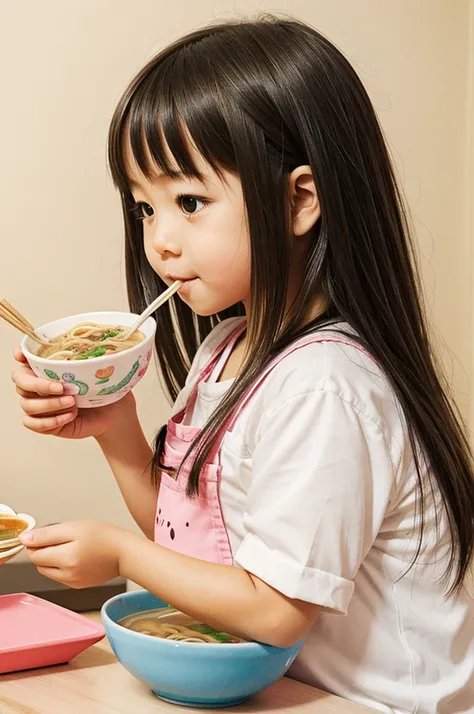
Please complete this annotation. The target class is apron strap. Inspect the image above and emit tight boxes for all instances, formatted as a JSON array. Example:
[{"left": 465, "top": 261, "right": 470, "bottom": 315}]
[
  {"left": 182, "top": 320, "right": 247, "bottom": 421},
  {"left": 206, "top": 332, "right": 376, "bottom": 462}
]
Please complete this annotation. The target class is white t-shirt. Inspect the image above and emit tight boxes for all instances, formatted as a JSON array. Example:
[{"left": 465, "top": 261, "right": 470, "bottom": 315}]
[{"left": 174, "top": 317, "right": 474, "bottom": 714}]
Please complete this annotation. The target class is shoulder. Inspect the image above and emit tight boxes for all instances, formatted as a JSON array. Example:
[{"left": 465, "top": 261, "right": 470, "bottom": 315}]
[
  {"left": 224, "top": 327, "right": 412, "bottom": 508},
  {"left": 258, "top": 327, "right": 399, "bottom": 426}
]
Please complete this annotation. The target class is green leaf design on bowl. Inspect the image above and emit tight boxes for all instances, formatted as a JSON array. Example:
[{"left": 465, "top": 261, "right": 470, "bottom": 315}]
[
  {"left": 97, "top": 360, "right": 140, "bottom": 396},
  {"left": 72, "top": 380, "right": 89, "bottom": 396},
  {"left": 44, "top": 369, "right": 60, "bottom": 381}
]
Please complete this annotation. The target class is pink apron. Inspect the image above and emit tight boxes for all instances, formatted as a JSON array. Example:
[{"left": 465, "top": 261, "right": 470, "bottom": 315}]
[{"left": 154, "top": 323, "right": 373, "bottom": 565}]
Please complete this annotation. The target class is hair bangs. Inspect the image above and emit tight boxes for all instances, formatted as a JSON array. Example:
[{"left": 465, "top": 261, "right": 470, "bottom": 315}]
[{"left": 108, "top": 50, "right": 240, "bottom": 195}]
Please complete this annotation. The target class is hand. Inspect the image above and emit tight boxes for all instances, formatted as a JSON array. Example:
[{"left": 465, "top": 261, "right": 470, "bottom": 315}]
[
  {"left": 20, "top": 521, "right": 126, "bottom": 589},
  {"left": 12, "top": 346, "right": 137, "bottom": 440}
]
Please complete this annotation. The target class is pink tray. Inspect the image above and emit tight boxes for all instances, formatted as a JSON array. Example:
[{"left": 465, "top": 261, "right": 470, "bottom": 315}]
[{"left": 0, "top": 592, "right": 105, "bottom": 674}]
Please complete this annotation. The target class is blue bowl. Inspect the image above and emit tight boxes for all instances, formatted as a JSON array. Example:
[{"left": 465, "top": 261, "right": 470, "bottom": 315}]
[{"left": 101, "top": 590, "right": 303, "bottom": 708}]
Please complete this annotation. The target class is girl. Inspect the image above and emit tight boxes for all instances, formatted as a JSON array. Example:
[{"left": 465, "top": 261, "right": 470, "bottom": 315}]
[{"left": 12, "top": 16, "right": 474, "bottom": 714}]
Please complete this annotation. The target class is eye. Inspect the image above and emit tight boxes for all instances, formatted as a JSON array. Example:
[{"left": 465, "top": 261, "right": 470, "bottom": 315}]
[
  {"left": 176, "top": 195, "right": 208, "bottom": 215},
  {"left": 131, "top": 202, "right": 154, "bottom": 221}
]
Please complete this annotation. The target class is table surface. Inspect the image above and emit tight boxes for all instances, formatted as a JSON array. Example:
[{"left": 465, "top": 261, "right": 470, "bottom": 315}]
[{"left": 0, "top": 611, "right": 376, "bottom": 714}]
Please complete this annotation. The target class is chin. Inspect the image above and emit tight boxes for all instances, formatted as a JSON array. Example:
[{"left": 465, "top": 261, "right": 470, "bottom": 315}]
[
  {"left": 180, "top": 297, "right": 242, "bottom": 317},
  {"left": 189, "top": 305, "right": 233, "bottom": 317},
  {"left": 177, "top": 281, "right": 246, "bottom": 317}
]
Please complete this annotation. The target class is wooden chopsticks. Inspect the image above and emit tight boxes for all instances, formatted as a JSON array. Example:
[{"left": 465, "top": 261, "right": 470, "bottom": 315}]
[{"left": 0, "top": 300, "right": 49, "bottom": 346}]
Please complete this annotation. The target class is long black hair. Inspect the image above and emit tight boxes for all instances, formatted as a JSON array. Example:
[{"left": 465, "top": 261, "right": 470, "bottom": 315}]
[{"left": 107, "top": 15, "right": 474, "bottom": 594}]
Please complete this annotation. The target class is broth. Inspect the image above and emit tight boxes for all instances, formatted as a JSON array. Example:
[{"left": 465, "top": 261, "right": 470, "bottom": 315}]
[{"left": 0, "top": 515, "right": 28, "bottom": 541}]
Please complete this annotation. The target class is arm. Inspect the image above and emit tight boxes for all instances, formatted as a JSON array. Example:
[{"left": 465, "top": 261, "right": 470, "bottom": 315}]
[
  {"left": 111, "top": 390, "right": 384, "bottom": 645},
  {"left": 96, "top": 413, "right": 157, "bottom": 540},
  {"left": 117, "top": 533, "right": 319, "bottom": 647},
  {"left": 23, "top": 384, "right": 390, "bottom": 648},
  {"left": 22, "top": 520, "right": 318, "bottom": 647},
  {"left": 11, "top": 349, "right": 158, "bottom": 539}
]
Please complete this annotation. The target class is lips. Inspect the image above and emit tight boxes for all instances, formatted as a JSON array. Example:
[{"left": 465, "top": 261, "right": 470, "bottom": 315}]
[
  {"left": 166, "top": 275, "right": 197, "bottom": 283},
  {"left": 175, "top": 278, "right": 197, "bottom": 296}
]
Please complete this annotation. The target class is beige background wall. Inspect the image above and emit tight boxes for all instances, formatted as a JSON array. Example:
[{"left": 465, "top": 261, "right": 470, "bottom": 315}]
[{"left": 0, "top": 1, "right": 473, "bottom": 552}]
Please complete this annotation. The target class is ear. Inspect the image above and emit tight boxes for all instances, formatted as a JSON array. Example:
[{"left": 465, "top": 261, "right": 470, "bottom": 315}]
[{"left": 289, "top": 166, "right": 320, "bottom": 236}]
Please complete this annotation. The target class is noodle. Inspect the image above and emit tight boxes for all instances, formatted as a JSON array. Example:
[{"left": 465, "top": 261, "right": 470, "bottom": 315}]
[
  {"left": 118, "top": 607, "right": 246, "bottom": 644},
  {"left": 36, "top": 322, "right": 145, "bottom": 361}
]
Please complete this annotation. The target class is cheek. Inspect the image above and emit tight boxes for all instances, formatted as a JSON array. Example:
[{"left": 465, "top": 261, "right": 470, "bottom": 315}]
[
  {"left": 207, "top": 252, "right": 249, "bottom": 301},
  {"left": 187, "top": 237, "right": 250, "bottom": 314},
  {"left": 199, "top": 223, "right": 250, "bottom": 277},
  {"left": 205, "top": 247, "right": 251, "bottom": 307},
  {"left": 206, "top": 249, "right": 248, "bottom": 276}
]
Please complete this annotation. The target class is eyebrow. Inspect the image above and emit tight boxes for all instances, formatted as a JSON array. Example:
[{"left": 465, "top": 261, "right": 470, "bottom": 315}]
[
  {"left": 128, "top": 171, "right": 182, "bottom": 188},
  {"left": 128, "top": 171, "right": 210, "bottom": 190}
]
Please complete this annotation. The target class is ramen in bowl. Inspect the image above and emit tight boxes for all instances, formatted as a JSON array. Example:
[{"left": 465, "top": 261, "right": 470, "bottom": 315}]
[
  {"left": 36, "top": 323, "right": 145, "bottom": 361},
  {"left": 119, "top": 606, "right": 246, "bottom": 644},
  {"left": 102, "top": 590, "right": 304, "bottom": 708},
  {"left": 21, "top": 311, "right": 156, "bottom": 409}
]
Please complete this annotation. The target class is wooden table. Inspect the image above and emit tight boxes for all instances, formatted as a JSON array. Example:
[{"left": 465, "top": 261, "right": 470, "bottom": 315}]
[{"left": 0, "top": 613, "right": 374, "bottom": 714}]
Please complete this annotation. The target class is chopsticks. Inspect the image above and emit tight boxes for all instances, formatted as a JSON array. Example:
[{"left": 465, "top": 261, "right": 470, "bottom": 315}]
[
  {"left": 0, "top": 300, "right": 49, "bottom": 346},
  {"left": 118, "top": 280, "right": 183, "bottom": 341}
]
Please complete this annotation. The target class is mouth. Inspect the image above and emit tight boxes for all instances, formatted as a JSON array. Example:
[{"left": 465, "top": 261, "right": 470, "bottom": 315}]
[
  {"left": 165, "top": 276, "right": 198, "bottom": 296},
  {"left": 166, "top": 276, "right": 198, "bottom": 288},
  {"left": 166, "top": 275, "right": 196, "bottom": 283}
]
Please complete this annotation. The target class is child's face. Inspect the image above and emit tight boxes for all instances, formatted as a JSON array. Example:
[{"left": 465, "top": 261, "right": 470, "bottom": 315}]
[{"left": 125, "top": 138, "right": 251, "bottom": 316}]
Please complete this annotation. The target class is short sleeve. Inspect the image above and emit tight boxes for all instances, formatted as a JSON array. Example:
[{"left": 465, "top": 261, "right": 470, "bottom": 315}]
[{"left": 234, "top": 389, "right": 394, "bottom": 614}]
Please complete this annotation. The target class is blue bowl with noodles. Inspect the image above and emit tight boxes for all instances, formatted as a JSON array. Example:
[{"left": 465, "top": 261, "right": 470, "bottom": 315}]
[
  {"left": 21, "top": 311, "right": 156, "bottom": 409},
  {"left": 101, "top": 590, "right": 303, "bottom": 708}
]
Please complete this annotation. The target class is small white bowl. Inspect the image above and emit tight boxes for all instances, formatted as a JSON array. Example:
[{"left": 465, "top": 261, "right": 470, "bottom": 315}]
[
  {"left": 0, "top": 543, "right": 24, "bottom": 566},
  {"left": 0, "top": 514, "right": 36, "bottom": 550},
  {"left": 0, "top": 504, "right": 35, "bottom": 565},
  {"left": 21, "top": 311, "right": 157, "bottom": 409},
  {"left": 0, "top": 504, "right": 15, "bottom": 516}
]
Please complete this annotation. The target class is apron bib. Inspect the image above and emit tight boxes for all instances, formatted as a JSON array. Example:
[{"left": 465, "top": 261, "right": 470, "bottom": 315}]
[{"left": 154, "top": 323, "right": 374, "bottom": 565}]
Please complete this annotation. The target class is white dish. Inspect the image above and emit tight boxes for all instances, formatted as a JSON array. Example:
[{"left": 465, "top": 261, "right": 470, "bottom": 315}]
[
  {"left": 0, "top": 504, "right": 35, "bottom": 566},
  {"left": 0, "top": 512, "right": 36, "bottom": 550},
  {"left": 0, "top": 543, "right": 24, "bottom": 566}
]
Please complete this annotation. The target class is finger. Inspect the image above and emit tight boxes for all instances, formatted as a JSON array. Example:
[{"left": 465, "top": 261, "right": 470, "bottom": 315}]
[
  {"left": 36, "top": 566, "right": 69, "bottom": 585},
  {"left": 13, "top": 346, "right": 28, "bottom": 363},
  {"left": 16, "top": 387, "right": 33, "bottom": 398},
  {"left": 21, "top": 524, "right": 72, "bottom": 548},
  {"left": 15, "top": 386, "right": 49, "bottom": 399},
  {"left": 21, "top": 410, "right": 77, "bottom": 433},
  {"left": 20, "top": 395, "right": 76, "bottom": 416},
  {"left": 26, "top": 543, "right": 70, "bottom": 568},
  {"left": 16, "top": 386, "right": 74, "bottom": 399},
  {"left": 12, "top": 367, "right": 64, "bottom": 396}
]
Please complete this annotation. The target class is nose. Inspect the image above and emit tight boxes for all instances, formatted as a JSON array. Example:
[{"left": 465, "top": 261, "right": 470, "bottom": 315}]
[{"left": 150, "top": 220, "right": 182, "bottom": 258}]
